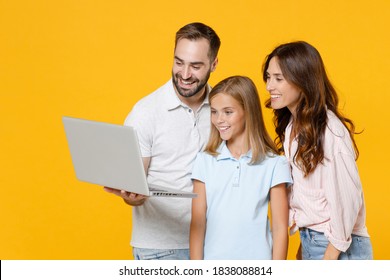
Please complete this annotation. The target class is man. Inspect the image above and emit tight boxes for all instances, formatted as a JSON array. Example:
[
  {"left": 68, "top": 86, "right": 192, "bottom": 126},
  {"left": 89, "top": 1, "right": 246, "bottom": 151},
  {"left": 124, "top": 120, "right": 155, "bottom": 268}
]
[{"left": 104, "top": 22, "right": 220, "bottom": 260}]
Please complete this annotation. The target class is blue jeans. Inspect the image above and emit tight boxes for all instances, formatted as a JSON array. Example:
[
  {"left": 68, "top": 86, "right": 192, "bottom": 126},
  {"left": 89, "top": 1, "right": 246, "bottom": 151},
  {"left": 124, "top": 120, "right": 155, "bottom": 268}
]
[
  {"left": 132, "top": 247, "right": 190, "bottom": 260},
  {"left": 300, "top": 228, "right": 373, "bottom": 260}
]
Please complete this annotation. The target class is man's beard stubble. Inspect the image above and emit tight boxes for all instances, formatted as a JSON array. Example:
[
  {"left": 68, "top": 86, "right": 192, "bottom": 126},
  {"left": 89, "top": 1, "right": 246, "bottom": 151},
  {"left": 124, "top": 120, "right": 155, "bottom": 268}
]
[{"left": 172, "top": 70, "right": 211, "bottom": 98}]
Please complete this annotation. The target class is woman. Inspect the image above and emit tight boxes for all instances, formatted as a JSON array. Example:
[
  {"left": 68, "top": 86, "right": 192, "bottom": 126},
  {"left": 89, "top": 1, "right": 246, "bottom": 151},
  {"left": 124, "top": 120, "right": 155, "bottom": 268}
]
[{"left": 263, "top": 41, "right": 373, "bottom": 260}]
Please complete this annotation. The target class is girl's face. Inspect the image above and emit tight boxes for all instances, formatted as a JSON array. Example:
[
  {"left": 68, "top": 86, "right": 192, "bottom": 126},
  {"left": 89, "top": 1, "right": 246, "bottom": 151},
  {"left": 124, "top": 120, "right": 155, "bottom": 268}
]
[
  {"left": 265, "top": 57, "right": 301, "bottom": 116},
  {"left": 210, "top": 93, "right": 246, "bottom": 144}
]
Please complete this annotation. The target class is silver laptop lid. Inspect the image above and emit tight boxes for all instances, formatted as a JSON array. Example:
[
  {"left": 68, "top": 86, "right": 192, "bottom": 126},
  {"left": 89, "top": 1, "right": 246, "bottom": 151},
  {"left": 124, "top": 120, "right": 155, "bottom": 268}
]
[{"left": 62, "top": 116, "right": 150, "bottom": 196}]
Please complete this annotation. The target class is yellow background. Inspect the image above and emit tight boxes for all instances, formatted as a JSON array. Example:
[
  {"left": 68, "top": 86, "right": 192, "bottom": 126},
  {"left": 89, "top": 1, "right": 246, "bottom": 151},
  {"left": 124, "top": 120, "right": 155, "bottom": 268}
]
[{"left": 1, "top": 0, "right": 389, "bottom": 260}]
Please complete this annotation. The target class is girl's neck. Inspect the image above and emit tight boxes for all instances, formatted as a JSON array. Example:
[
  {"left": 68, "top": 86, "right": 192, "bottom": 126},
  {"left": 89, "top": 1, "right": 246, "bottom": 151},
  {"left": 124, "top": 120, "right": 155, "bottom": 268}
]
[{"left": 227, "top": 139, "right": 249, "bottom": 160}]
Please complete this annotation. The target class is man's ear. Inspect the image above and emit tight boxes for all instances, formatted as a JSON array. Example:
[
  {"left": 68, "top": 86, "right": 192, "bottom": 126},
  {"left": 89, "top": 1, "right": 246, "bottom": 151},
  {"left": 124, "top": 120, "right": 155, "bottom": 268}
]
[{"left": 211, "top": 57, "right": 218, "bottom": 72}]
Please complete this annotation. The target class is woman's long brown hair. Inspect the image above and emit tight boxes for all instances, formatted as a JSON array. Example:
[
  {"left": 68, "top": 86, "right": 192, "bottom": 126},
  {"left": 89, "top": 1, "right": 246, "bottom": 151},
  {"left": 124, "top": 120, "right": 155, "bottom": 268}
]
[{"left": 262, "top": 41, "right": 359, "bottom": 176}]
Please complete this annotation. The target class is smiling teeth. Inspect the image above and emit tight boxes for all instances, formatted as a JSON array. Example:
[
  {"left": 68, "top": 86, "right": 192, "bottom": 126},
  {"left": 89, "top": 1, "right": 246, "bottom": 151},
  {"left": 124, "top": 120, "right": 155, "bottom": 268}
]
[{"left": 271, "top": 94, "right": 281, "bottom": 98}]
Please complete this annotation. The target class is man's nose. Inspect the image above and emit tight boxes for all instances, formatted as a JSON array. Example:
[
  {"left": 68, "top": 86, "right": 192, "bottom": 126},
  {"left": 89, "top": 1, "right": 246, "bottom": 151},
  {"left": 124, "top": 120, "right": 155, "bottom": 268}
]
[{"left": 181, "top": 66, "right": 191, "bottom": 80}]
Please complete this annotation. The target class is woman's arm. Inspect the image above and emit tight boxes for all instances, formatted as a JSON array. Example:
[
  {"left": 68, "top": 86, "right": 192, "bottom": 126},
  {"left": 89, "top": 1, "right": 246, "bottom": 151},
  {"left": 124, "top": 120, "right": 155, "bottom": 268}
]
[
  {"left": 325, "top": 151, "right": 363, "bottom": 253},
  {"left": 323, "top": 243, "right": 341, "bottom": 260},
  {"left": 270, "top": 183, "right": 289, "bottom": 260},
  {"left": 190, "top": 179, "right": 207, "bottom": 260}
]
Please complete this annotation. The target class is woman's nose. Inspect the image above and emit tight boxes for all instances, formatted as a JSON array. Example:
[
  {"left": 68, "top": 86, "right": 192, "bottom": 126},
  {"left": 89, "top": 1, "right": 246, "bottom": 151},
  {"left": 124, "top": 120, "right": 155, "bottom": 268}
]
[{"left": 266, "top": 80, "right": 273, "bottom": 91}]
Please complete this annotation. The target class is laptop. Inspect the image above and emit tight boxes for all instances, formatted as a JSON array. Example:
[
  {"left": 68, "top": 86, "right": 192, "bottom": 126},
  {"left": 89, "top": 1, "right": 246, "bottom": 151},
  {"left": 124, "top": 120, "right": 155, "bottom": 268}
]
[{"left": 62, "top": 116, "right": 196, "bottom": 198}]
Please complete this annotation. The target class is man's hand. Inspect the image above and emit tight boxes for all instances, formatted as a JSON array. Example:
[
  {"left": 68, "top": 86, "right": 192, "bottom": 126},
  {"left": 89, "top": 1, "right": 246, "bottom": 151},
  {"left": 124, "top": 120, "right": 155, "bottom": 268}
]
[{"left": 104, "top": 187, "right": 148, "bottom": 206}]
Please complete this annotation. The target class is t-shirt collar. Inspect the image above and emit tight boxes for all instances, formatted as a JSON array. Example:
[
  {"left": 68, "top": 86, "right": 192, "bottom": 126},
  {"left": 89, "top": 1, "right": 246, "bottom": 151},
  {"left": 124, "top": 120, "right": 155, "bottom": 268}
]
[
  {"left": 166, "top": 79, "right": 210, "bottom": 111},
  {"left": 216, "top": 141, "right": 253, "bottom": 161}
]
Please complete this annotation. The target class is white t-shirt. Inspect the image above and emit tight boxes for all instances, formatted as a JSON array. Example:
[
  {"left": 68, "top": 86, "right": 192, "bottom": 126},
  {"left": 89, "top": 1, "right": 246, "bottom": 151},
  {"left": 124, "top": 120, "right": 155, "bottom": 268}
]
[{"left": 124, "top": 79, "right": 211, "bottom": 249}]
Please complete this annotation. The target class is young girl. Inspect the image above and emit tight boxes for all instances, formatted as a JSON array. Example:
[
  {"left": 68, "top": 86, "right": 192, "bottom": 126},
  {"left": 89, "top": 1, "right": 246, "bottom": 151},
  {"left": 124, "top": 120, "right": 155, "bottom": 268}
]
[
  {"left": 263, "top": 41, "right": 373, "bottom": 260},
  {"left": 190, "top": 76, "right": 292, "bottom": 260}
]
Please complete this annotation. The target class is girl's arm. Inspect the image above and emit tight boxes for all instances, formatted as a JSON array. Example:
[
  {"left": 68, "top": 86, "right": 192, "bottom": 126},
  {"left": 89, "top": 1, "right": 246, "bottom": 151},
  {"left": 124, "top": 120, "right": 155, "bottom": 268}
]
[
  {"left": 270, "top": 183, "right": 289, "bottom": 260},
  {"left": 190, "top": 179, "right": 207, "bottom": 260}
]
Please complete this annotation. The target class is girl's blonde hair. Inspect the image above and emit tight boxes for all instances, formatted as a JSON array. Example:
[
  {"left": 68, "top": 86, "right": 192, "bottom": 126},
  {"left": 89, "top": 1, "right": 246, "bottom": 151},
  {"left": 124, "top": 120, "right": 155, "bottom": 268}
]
[{"left": 205, "top": 75, "right": 278, "bottom": 164}]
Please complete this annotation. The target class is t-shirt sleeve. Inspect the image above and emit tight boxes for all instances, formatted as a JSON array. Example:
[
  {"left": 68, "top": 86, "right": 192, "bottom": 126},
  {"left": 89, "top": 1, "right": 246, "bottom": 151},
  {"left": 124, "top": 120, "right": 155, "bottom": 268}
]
[
  {"left": 271, "top": 156, "right": 293, "bottom": 188},
  {"left": 124, "top": 102, "right": 154, "bottom": 158},
  {"left": 191, "top": 152, "right": 206, "bottom": 183}
]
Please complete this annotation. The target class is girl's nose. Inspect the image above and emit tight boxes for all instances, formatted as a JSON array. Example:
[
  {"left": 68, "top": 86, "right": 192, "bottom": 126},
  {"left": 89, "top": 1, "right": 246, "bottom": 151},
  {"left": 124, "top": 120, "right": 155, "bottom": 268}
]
[{"left": 217, "top": 114, "right": 225, "bottom": 123}]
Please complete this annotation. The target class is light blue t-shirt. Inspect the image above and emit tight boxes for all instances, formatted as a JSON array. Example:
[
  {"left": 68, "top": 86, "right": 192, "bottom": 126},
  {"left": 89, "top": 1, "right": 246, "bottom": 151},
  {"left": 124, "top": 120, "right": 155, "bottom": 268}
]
[{"left": 191, "top": 141, "right": 292, "bottom": 260}]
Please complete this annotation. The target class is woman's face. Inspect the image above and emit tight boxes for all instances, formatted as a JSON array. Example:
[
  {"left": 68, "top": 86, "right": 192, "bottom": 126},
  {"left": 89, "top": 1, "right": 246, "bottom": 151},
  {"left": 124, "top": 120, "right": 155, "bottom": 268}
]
[{"left": 265, "top": 57, "right": 301, "bottom": 116}]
